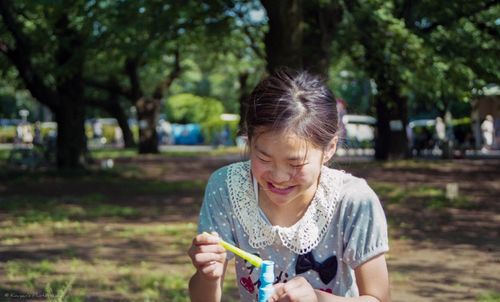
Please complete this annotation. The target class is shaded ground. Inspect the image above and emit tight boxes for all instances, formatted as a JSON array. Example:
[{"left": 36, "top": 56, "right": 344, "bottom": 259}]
[{"left": 0, "top": 154, "right": 499, "bottom": 301}]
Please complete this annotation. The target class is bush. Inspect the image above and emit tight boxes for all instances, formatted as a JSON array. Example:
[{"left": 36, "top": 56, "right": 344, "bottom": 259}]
[
  {"left": 202, "top": 118, "right": 240, "bottom": 146},
  {"left": 165, "top": 93, "right": 224, "bottom": 124},
  {"left": 0, "top": 126, "right": 16, "bottom": 143}
]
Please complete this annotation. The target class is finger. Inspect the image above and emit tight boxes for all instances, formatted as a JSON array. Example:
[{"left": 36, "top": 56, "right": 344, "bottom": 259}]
[
  {"left": 194, "top": 232, "right": 221, "bottom": 245},
  {"left": 189, "top": 247, "right": 226, "bottom": 265},
  {"left": 188, "top": 244, "right": 226, "bottom": 268},
  {"left": 194, "top": 252, "right": 224, "bottom": 265},
  {"left": 197, "top": 244, "right": 226, "bottom": 254},
  {"left": 270, "top": 283, "right": 285, "bottom": 301},
  {"left": 200, "top": 261, "right": 218, "bottom": 275},
  {"left": 281, "top": 277, "right": 315, "bottom": 302},
  {"left": 272, "top": 279, "right": 303, "bottom": 302}
]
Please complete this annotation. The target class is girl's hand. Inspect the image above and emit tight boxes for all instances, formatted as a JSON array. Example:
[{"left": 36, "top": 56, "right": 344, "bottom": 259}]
[
  {"left": 270, "top": 276, "right": 318, "bottom": 302},
  {"left": 187, "top": 232, "right": 227, "bottom": 281}
]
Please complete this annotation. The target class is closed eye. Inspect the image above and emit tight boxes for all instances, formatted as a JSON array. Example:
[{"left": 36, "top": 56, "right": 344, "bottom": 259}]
[
  {"left": 258, "top": 156, "right": 271, "bottom": 163},
  {"left": 290, "top": 162, "right": 308, "bottom": 168}
]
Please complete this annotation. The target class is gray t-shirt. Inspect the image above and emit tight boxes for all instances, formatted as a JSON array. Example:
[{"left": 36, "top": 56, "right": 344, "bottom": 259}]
[{"left": 198, "top": 161, "right": 389, "bottom": 301}]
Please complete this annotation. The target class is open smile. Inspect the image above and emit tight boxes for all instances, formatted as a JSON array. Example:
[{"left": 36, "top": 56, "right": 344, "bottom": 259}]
[{"left": 267, "top": 182, "right": 296, "bottom": 195}]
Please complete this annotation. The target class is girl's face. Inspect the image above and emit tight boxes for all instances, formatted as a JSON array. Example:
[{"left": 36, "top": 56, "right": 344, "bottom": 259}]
[{"left": 250, "top": 129, "right": 336, "bottom": 209}]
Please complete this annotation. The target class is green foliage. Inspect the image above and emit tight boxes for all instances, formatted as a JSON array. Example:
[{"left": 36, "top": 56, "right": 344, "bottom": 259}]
[
  {"left": 336, "top": 0, "right": 499, "bottom": 125},
  {"left": 6, "top": 260, "right": 55, "bottom": 290},
  {"left": 165, "top": 93, "right": 224, "bottom": 124},
  {"left": 328, "top": 56, "right": 372, "bottom": 114},
  {"left": 370, "top": 181, "right": 473, "bottom": 210},
  {"left": 202, "top": 118, "right": 240, "bottom": 145},
  {"left": 45, "top": 277, "right": 75, "bottom": 302},
  {"left": 0, "top": 195, "right": 139, "bottom": 224},
  {"left": 478, "top": 291, "right": 500, "bottom": 302},
  {"left": 164, "top": 93, "right": 243, "bottom": 144},
  {"left": 0, "top": 126, "right": 16, "bottom": 143}
]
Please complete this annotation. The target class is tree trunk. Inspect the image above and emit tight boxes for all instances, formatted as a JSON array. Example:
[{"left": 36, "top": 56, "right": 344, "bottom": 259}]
[
  {"left": 111, "top": 103, "right": 135, "bottom": 148},
  {"left": 1, "top": 2, "right": 87, "bottom": 169},
  {"left": 261, "top": 0, "right": 343, "bottom": 77},
  {"left": 238, "top": 71, "right": 249, "bottom": 133},
  {"left": 373, "top": 84, "right": 410, "bottom": 160},
  {"left": 53, "top": 15, "right": 87, "bottom": 168},
  {"left": 261, "top": 0, "right": 303, "bottom": 72},
  {"left": 136, "top": 96, "right": 161, "bottom": 154},
  {"left": 393, "top": 95, "right": 410, "bottom": 159},
  {"left": 54, "top": 93, "right": 86, "bottom": 169},
  {"left": 373, "top": 83, "right": 410, "bottom": 160},
  {"left": 302, "top": 2, "right": 342, "bottom": 76},
  {"left": 99, "top": 94, "right": 135, "bottom": 148},
  {"left": 125, "top": 56, "right": 179, "bottom": 154},
  {"left": 374, "top": 96, "right": 391, "bottom": 160}
]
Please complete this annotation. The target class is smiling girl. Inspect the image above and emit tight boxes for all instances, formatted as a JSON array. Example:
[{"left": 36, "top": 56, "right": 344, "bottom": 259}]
[{"left": 188, "top": 69, "right": 390, "bottom": 302}]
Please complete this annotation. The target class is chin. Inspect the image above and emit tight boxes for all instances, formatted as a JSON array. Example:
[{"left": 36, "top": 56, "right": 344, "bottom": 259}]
[{"left": 265, "top": 190, "right": 299, "bottom": 206}]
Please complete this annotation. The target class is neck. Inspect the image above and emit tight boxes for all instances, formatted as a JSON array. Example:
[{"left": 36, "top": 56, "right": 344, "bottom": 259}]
[{"left": 258, "top": 182, "right": 318, "bottom": 227}]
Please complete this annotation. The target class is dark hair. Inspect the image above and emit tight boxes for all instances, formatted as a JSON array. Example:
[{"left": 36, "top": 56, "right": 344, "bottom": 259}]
[{"left": 241, "top": 69, "right": 338, "bottom": 150}]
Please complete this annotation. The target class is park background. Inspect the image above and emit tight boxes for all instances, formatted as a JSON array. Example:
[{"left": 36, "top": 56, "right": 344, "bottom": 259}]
[{"left": 0, "top": 1, "right": 499, "bottom": 301}]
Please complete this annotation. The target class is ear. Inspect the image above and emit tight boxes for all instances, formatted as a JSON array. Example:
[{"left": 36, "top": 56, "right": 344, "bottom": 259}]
[{"left": 323, "top": 136, "right": 338, "bottom": 164}]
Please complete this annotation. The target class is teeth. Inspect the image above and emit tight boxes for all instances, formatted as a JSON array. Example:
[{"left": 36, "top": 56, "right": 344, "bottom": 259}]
[{"left": 273, "top": 184, "right": 289, "bottom": 189}]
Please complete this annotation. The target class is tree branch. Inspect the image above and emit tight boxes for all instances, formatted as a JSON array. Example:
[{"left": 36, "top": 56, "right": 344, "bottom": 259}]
[
  {"left": 153, "top": 47, "right": 181, "bottom": 99},
  {"left": 233, "top": 8, "right": 265, "bottom": 59},
  {"left": 0, "top": 0, "right": 58, "bottom": 110},
  {"left": 84, "top": 77, "right": 132, "bottom": 99},
  {"left": 0, "top": 0, "right": 30, "bottom": 51}
]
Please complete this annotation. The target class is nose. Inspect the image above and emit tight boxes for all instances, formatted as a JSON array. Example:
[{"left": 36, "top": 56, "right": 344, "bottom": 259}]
[{"left": 270, "top": 165, "right": 292, "bottom": 183}]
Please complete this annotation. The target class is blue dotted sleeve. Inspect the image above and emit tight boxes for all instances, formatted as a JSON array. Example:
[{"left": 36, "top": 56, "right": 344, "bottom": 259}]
[
  {"left": 341, "top": 178, "right": 389, "bottom": 268},
  {"left": 197, "top": 166, "right": 236, "bottom": 260}
]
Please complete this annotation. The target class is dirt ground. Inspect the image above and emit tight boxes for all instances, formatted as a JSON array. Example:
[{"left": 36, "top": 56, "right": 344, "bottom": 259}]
[
  {"left": 0, "top": 154, "right": 499, "bottom": 301},
  {"left": 344, "top": 159, "right": 500, "bottom": 302},
  {"left": 133, "top": 155, "right": 500, "bottom": 302}
]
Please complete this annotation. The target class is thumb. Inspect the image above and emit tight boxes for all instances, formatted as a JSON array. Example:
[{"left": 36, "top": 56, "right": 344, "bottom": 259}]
[{"left": 269, "top": 283, "right": 285, "bottom": 302}]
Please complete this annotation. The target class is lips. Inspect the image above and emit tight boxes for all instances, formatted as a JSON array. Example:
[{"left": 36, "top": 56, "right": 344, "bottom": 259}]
[{"left": 267, "top": 182, "right": 295, "bottom": 195}]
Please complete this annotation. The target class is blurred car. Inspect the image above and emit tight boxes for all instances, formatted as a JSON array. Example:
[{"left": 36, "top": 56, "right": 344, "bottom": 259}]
[{"left": 341, "top": 114, "right": 376, "bottom": 148}]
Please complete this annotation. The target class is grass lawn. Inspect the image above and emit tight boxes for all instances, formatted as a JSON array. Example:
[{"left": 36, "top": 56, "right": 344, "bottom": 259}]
[
  {"left": 0, "top": 152, "right": 499, "bottom": 301},
  {"left": 0, "top": 149, "right": 241, "bottom": 302}
]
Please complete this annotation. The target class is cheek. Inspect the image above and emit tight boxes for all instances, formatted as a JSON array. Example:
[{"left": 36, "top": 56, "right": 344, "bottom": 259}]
[
  {"left": 292, "top": 171, "right": 311, "bottom": 184},
  {"left": 293, "top": 166, "right": 319, "bottom": 184},
  {"left": 251, "top": 161, "right": 268, "bottom": 178}
]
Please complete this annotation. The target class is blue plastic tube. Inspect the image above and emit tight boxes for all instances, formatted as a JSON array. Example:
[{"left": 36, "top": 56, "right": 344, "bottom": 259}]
[{"left": 258, "top": 260, "right": 275, "bottom": 302}]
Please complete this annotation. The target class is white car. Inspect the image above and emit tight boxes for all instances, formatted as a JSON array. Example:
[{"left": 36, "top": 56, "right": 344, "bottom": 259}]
[{"left": 341, "top": 115, "right": 376, "bottom": 147}]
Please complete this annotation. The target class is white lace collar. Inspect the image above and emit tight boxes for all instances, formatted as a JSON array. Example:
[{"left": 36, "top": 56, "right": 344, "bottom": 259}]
[{"left": 226, "top": 161, "right": 344, "bottom": 255}]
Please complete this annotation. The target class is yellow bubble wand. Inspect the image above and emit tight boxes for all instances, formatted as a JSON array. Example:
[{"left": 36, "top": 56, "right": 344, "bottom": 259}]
[
  {"left": 202, "top": 232, "right": 274, "bottom": 301},
  {"left": 203, "top": 232, "right": 263, "bottom": 268}
]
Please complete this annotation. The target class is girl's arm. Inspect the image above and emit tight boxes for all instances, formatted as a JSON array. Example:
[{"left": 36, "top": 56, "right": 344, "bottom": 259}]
[
  {"left": 315, "top": 254, "right": 390, "bottom": 302},
  {"left": 188, "top": 233, "right": 229, "bottom": 302},
  {"left": 354, "top": 254, "right": 390, "bottom": 301},
  {"left": 272, "top": 254, "right": 389, "bottom": 302},
  {"left": 189, "top": 260, "right": 229, "bottom": 302}
]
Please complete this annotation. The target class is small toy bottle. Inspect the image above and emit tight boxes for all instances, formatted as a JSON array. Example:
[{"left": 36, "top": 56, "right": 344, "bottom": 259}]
[{"left": 258, "top": 260, "right": 275, "bottom": 302}]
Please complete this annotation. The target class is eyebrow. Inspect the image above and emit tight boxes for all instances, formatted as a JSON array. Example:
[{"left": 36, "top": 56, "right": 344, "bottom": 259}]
[{"left": 255, "top": 145, "right": 306, "bottom": 161}]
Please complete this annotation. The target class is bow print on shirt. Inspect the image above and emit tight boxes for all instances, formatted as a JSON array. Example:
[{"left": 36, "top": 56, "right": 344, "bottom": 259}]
[{"left": 295, "top": 251, "right": 337, "bottom": 284}]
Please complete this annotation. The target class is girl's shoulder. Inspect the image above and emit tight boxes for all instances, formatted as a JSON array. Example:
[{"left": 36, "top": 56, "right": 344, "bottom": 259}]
[
  {"left": 323, "top": 166, "right": 370, "bottom": 189},
  {"left": 207, "top": 160, "right": 250, "bottom": 186},
  {"left": 324, "top": 167, "right": 379, "bottom": 206}
]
